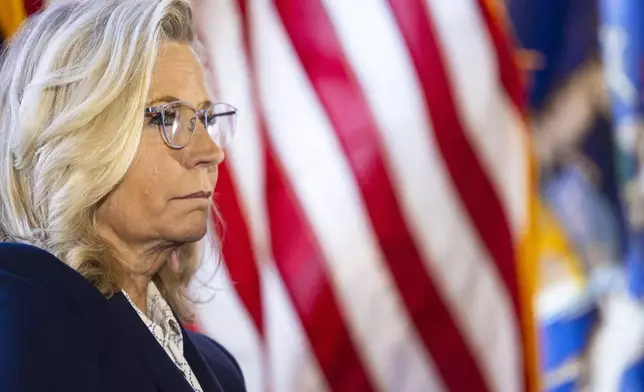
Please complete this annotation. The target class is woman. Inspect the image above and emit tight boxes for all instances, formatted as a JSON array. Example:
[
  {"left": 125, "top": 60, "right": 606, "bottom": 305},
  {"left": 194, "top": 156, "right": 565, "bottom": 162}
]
[{"left": 0, "top": 0, "right": 245, "bottom": 391}]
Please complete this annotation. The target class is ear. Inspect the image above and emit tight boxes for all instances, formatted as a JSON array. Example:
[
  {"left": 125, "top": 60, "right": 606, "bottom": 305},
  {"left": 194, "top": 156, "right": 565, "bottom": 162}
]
[{"left": 169, "top": 248, "right": 182, "bottom": 273}]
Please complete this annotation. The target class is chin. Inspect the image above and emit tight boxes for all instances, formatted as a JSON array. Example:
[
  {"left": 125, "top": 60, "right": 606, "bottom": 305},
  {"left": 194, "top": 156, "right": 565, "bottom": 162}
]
[
  {"left": 168, "top": 216, "right": 209, "bottom": 243},
  {"left": 177, "top": 230, "right": 207, "bottom": 243},
  {"left": 181, "top": 224, "right": 209, "bottom": 243}
]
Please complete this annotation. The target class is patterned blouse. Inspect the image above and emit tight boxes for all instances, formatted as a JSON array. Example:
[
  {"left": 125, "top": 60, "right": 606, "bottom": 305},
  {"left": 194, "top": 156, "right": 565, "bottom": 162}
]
[{"left": 122, "top": 282, "right": 204, "bottom": 392}]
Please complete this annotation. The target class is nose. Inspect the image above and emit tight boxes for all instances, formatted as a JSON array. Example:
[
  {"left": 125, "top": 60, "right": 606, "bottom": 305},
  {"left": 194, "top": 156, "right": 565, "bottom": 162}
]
[{"left": 184, "top": 123, "right": 224, "bottom": 169}]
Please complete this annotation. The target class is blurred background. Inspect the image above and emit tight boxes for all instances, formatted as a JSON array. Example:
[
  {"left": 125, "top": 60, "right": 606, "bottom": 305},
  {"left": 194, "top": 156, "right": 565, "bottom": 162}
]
[{"left": 2, "top": 0, "right": 644, "bottom": 391}]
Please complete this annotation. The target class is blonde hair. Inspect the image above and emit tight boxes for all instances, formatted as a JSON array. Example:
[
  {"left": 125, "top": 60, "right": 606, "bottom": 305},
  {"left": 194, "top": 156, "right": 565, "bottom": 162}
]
[{"left": 0, "top": 0, "right": 206, "bottom": 320}]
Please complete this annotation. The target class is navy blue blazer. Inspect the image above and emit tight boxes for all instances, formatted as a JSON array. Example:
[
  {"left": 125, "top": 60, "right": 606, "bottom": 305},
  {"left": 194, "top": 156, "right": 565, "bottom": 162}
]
[{"left": 0, "top": 243, "right": 246, "bottom": 392}]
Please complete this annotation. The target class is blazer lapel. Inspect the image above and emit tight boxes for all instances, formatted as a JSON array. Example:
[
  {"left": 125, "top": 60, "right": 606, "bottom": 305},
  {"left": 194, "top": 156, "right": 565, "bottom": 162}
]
[
  {"left": 181, "top": 325, "right": 225, "bottom": 392},
  {"left": 107, "top": 293, "right": 196, "bottom": 392}
]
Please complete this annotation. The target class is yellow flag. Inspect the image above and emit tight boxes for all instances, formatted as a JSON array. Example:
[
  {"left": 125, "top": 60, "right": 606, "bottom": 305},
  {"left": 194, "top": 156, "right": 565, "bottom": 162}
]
[{"left": 0, "top": 0, "right": 26, "bottom": 39}]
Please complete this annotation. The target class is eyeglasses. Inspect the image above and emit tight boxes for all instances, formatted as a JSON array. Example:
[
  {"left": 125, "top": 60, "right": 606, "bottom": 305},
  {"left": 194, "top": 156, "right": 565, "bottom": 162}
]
[{"left": 144, "top": 101, "right": 237, "bottom": 149}]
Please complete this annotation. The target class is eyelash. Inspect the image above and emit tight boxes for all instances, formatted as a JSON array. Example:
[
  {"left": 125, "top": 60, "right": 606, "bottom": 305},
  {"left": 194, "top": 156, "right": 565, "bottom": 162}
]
[
  {"left": 147, "top": 114, "right": 217, "bottom": 127},
  {"left": 148, "top": 113, "right": 176, "bottom": 127},
  {"left": 148, "top": 115, "right": 162, "bottom": 126}
]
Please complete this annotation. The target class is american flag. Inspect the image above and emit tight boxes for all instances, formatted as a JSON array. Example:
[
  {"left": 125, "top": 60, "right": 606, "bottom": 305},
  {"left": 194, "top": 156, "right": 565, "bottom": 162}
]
[
  {"left": 9, "top": 0, "right": 644, "bottom": 390},
  {"left": 191, "top": 0, "right": 538, "bottom": 391}
]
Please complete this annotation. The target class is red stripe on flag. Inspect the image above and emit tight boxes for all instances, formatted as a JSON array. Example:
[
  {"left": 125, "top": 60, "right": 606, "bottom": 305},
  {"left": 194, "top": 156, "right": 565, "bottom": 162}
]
[
  {"left": 475, "top": 0, "right": 526, "bottom": 111},
  {"left": 215, "top": 162, "right": 264, "bottom": 337},
  {"left": 387, "top": 0, "right": 525, "bottom": 367},
  {"left": 236, "top": 2, "right": 375, "bottom": 390},
  {"left": 265, "top": 145, "right": 376, "bottom": 392},
  {"left": 23, "top": 0, "right": 41, "bottom": 16},
  {"left": 274, "top": 1, "right": 488, "bottom": 391}
]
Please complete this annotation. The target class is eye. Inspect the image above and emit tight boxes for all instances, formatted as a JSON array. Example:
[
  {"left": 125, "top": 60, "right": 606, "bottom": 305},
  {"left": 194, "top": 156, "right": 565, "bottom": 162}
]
[
  {"left": 148, "top": 113, "right": 163, "bottom": 127},
  {"left": 164, "top": 110, "right": 178, "bottom": 126},
  {"left": 148, "top": 113, "right": 176, "bottom": 127}
]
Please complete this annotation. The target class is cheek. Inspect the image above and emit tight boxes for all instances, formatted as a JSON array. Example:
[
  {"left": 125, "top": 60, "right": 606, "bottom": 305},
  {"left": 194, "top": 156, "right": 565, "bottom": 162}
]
[
  {"left": 119, "top": 143, "right": 183, "bottom": 217},
  {"left": 96, "top": 165, "right": 181, "bottom": 240},
  {"left": 138, "top": 164, "right": 165, "bottom": 202},
  {"left": 134, "top": 165, "right": 185, "bottom": 217},
  {"left": 132, "top": 135, "right": 180, "bottom": 195}
]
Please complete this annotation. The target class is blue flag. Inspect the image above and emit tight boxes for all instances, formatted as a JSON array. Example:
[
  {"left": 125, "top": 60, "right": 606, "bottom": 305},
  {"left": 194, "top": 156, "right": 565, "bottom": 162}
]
[{"left": 597, "top": 0, "right": 644, "bottom": 390}]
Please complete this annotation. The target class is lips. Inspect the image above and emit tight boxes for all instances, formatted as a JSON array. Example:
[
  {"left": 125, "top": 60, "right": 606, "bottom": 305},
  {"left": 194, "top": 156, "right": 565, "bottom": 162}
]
[{"left": 175, "top": 191, "right": 213, "bottom": 200}]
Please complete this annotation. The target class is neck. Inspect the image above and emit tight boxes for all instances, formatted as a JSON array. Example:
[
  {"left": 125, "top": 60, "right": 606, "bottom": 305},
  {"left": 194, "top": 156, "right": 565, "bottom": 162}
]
[
  {"left": 99, "top": 231, "right": 178, "bottom": 314},
  {"left": 122, "top": 273, "right": 154, "bottom": 313},
  {"left": 122, "top": 247, "right": 176, "bottom": 313}
]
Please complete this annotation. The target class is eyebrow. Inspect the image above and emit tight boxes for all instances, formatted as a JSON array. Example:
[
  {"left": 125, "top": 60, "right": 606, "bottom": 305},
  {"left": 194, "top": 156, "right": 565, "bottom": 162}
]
[{"left": 146, "top": 95, "right": 213, "bottom": 108}]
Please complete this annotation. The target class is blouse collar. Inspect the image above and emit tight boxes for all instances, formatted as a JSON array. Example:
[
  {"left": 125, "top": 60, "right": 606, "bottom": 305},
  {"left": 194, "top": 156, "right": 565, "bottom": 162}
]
[{"left": 122, "top": 282, "right": 183, "bottom": 351}]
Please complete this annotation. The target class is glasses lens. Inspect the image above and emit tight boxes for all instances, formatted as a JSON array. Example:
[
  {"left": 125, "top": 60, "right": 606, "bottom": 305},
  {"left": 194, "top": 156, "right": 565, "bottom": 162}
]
[
  {"left": 206, "top": 103, "right": 237, "bottom": 148},
  {"left": 163, "top": 102, "right": 197, "bottom": 148}
]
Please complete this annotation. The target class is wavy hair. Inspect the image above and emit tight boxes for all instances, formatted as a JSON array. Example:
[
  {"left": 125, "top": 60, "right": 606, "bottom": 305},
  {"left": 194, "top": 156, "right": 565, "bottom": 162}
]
[{"left": 0, "top": 0, "right": 208, "bottom": 320}]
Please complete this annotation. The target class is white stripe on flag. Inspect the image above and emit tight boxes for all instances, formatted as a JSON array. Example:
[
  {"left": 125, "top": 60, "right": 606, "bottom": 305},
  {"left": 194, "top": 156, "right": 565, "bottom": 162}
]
[
  {"left": 251, "top": 0, "right": 443, "bottom": 390},
  {"left": 193, "top": 250, "right": 265, "bottom": 392},
  {"left": 263, "top": 264, "right": 329, "bottom": 392}
]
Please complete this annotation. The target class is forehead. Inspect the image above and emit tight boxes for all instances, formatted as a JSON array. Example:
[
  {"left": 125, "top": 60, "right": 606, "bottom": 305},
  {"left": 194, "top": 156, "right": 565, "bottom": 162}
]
[{"left": 147, "top": 41, "right": 208, "bottom": 105}]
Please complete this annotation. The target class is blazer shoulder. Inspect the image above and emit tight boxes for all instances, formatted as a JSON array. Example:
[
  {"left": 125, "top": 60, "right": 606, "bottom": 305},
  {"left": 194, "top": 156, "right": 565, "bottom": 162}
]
[
  {"left": 0, "top": 255, "right": 98, "bottom": 348},
  {"left": 0, "top": 242, "right": 107, "bottom": 311},
  {"left": 0, "top": 243, "right": 104, "bottom": 355},
  {"left": 186, "top": 330, "right": 246, "bottom": 392},
  {"left": 0, "top": 243, "right": 84, "bottom": 285},
  {"left": 0, "top": 245, "right": 72, "bottom": 317},
  {"left": 0, "top": 261, "right": 103, "bottom": 391}
]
